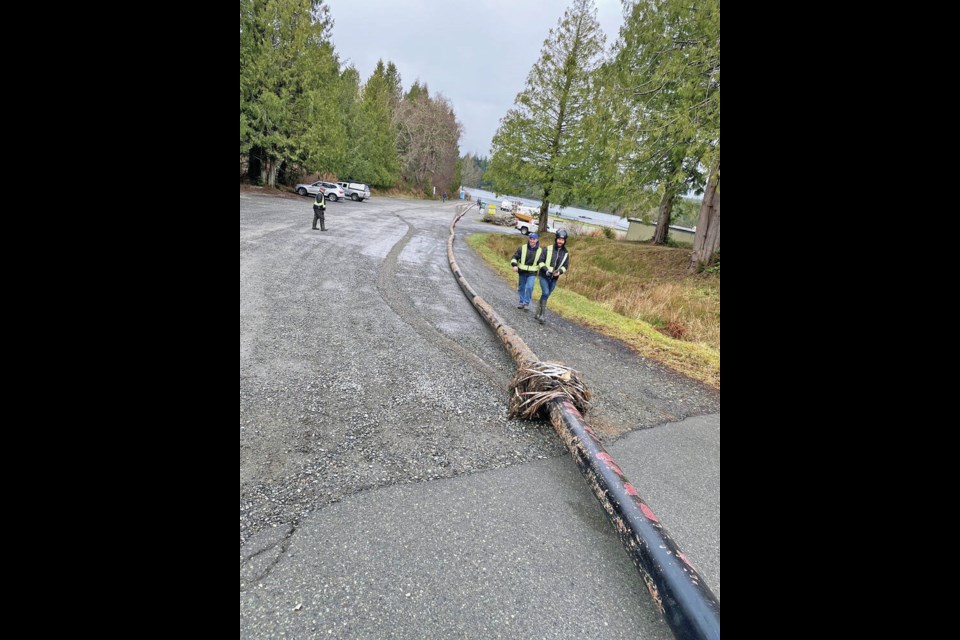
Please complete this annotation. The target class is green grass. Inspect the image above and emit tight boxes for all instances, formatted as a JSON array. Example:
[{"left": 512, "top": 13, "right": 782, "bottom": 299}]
[{"left": 467, "top": 231, "right": 721, "bottom": 388}]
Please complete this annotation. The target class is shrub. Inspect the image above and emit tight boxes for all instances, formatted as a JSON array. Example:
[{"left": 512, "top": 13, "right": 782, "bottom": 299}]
[{"left": 704, "top": 251, "right": 720, "bottom": 274}]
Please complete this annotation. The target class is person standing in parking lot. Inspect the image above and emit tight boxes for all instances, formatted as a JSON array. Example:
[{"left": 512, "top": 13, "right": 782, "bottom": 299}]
[{"left": 312, "top": 190, "right": 327, "bottom": 231}]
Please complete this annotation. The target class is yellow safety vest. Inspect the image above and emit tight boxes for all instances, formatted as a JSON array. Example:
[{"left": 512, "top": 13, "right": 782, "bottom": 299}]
[
  {"left": 517, "top": 244, "right": 542, "bottom": 272},
  {"left": 540, "top": 246, "right": 568, "bottom": 273}
]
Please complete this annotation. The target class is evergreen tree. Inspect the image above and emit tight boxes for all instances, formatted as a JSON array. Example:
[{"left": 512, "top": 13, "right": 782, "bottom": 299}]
[
  {"left": 606, "top": 0, "right": 719, "bottom": 250},
  {"left": 405, "top": 80, "right": 429, "bottom": 103},
  {"left": 486, "top": 0, "right": 606, "bottom": 232},
  {"left": 343, "top": 62, "right": 400, "bottom": 187},
  {"left": 383, "top": 61, "right": 403, "bottom": 111},
  {"left": 459, "top": 153, "right": 484, "bottom": 188},
  {"left": 240, "top": 0, "right": 343, "bottom": 185}
]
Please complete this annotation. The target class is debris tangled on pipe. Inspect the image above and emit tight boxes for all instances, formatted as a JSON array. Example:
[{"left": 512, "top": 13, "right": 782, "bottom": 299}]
[{"left": 508, "top": 361, "right": 592, "bottom": 419}]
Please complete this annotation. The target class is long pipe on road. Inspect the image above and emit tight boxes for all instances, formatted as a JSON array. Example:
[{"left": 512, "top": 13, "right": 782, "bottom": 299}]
[{"left": 448, "top": 206, "right": 720, "bottom": 640}]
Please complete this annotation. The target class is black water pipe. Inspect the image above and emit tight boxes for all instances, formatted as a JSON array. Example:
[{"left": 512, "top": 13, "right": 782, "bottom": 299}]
[{"left": 448, "top": 206, "right": 720, "bottom": 640}]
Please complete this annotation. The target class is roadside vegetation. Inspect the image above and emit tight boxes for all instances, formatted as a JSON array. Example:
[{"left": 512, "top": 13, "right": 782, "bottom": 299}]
[{"left": 468, "top": 230, "right": 720, "bottom": 388}]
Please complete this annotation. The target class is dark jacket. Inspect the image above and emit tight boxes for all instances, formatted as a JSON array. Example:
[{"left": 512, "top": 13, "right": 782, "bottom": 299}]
[{"left": 539, "top": 243, "right": 570, "bottom": 276}]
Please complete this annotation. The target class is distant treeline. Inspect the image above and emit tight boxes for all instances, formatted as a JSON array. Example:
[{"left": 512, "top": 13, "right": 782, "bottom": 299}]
[{"left": 240, "top": 0, "right": 462, "bottom": 195}]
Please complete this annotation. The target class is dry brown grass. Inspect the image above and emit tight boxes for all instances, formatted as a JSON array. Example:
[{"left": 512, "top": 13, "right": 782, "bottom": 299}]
[{"left": 610, "top": 281, "right": 721, "bottom": 347}]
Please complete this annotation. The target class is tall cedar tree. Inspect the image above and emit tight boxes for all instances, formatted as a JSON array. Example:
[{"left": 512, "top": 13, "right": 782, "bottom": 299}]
[
  {"left": 487, "top": 0, "right": 605, "bottom": 232},
  {"left": 605, "top": 0, "right": 719, "bottom": 258},
  {"left": 345, "top": 61, "right": 401, "bottom": 187},
  {"left": 240, "top": 0, "right": 344, "bottom": 185}
]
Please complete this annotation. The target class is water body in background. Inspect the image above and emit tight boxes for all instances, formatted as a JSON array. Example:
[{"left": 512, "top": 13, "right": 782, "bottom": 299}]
[{"left": 462, "top": 187, "right": 629, "bottom": 231}]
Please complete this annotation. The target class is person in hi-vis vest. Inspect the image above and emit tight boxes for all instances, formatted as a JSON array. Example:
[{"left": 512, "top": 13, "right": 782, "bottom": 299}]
[
  {"left": 510, "top": 233, "right": 542, "bottom": 311},
  {"left": 535, "top": 229, "right": 570, "bottom": 324},
  {"left": 312, "top": 190, "right": 327, "bottom": 231}
]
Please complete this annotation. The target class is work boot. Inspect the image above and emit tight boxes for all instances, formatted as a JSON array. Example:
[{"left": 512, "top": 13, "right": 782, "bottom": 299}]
[{"left": 536, "top": 299, "right": 546, "bottom": 324}]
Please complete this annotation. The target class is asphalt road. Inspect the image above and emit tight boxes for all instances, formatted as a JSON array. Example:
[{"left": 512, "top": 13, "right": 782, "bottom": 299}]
[{"left": 240, "top": 193, "right": 720, "bottom": 638}]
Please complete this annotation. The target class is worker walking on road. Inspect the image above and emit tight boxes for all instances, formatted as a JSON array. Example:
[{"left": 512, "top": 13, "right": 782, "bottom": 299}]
[
  {"left": 510, "top": 233, "right": 542, "bottom": 311},
  {"left": 535, "top": 229, "right": 570, "bottom": 324}
]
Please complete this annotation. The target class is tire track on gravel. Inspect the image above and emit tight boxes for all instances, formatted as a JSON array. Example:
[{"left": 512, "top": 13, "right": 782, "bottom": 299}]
[{"left": 376, "top": 214, "right": 510, "bottom": 391}]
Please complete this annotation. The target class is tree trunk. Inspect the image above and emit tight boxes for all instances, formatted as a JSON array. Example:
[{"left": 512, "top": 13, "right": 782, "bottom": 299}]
[
  {"left": 248, "top": 148, "right": 262, "bottom": 183},
  {"left": 263, "top": 160, "right": 279, "bottom": 188},
  {"left": 653, "top": 192, "right": 674, "bottom": 245},
  {"left": 689, "top": 160, "right": 720, "bottom": 272},
  {"left": 539, "top": 201, "right": 551, "bottom": 232},
  {"left": 704, "top": 189, "right": 719, "bottom": 254},
  {"left": 539, "top": 182, "right": 553, "bottom": 233},
  {"left": 262, "top": 158, "right": 273, "bottom": 187}
]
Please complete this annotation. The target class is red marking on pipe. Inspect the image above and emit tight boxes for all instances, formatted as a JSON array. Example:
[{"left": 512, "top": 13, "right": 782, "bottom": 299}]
[
  {"left": 639, "top": 502, "right": 660, "bottom": 523},
  {"left": 562, "top": 400, "right": 585, "bottom": 419},
  {"left": 624, "top": 482, "right": 639, "bottom": 497},
  {"left": 596, "top": 452, "right": 625, "bottom": 476}
]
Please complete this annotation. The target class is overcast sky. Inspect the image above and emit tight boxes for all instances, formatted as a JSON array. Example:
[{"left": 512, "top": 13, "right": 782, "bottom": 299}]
[{"left": 325, "top": 0, "right": 624, "bottom": 158}]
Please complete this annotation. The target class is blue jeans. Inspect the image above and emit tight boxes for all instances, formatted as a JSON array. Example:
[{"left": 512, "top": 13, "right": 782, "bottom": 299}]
[
  {"left": 538, "top": 273, "right": 558, "bottom": 301},
  {"left": 517, "top": 271, "right": 536, "bottom": 305}
]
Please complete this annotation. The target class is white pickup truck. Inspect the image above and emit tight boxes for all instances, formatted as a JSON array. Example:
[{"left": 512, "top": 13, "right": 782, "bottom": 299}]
[
  {"left": 515, "top": 217, "right": 558, "bottom": 236},
  {"left": 337, "top": 182, "right": 371, "bottom": 202}
]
